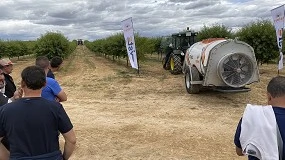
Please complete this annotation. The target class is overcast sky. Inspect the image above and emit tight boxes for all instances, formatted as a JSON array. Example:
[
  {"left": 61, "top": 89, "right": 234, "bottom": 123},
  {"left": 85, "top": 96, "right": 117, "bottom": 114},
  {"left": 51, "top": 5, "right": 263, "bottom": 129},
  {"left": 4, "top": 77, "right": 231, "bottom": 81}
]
[{"left": 0, "top": 0, "right": 283, "bottom": 41}]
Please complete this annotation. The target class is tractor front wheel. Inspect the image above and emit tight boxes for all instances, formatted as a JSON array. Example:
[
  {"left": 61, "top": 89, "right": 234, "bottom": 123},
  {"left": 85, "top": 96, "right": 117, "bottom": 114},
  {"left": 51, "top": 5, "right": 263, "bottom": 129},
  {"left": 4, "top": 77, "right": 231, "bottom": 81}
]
[{"left": 169, "top": 53, "right": 182, "bottom": 74}]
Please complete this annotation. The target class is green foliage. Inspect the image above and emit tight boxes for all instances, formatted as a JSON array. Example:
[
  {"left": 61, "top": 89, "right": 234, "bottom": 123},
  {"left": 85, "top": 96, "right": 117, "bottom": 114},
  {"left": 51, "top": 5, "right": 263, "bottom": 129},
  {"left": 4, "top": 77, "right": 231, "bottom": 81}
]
[
  {"left": 69, "top": 40, "right": 77, "bottom": 54},
  {"left": 85, "top": 32, "right": 163, "bottom": 64},
  {"left": 235, "top": 19, "right": 278, "bottom": 64},
  {"left": 85, "top": 39, "right": 106, "bottom": 56},
  {"left": 0, "top": 40, "right": 34, "bottom": 59},
  {"left": 106, "top": 33, "right": 126, "bottom": 59},
  {"left": 197, "top": 24, "right": 233, "bottom": 41},
  {"left": 136, "top": 36, "right": 161, "bottom": 55},
  {"left": 135, "top": 35, "right": 155, "bottom": 60},
  {"left": 153, "top": 37, "right": 163, "bottom": 53},
  {"left": 13, "top": 41, "right": 28, "bottom": 58},
  {"left": 0, "top": 41, "right": 8, "bottom": 58},
  {"left": 24, "top": 41, "right": 36, "bottom": 55},
  {"left": 34, "top": 32, "right": 74, "bottom": 59}
]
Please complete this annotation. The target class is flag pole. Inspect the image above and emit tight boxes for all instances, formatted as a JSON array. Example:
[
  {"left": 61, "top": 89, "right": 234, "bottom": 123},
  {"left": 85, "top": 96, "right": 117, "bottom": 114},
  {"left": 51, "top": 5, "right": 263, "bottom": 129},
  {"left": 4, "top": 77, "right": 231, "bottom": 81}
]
[
  {"left": 278, "top": 48, "right": 283, "bottom": 75},
  {"left": 137, "top": 52, "right": 140, "bottom": 75}
]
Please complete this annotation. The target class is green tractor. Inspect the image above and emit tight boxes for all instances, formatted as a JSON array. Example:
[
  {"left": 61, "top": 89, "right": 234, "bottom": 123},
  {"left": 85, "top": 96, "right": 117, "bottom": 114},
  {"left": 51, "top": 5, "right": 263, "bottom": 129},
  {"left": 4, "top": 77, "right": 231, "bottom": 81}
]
[{"left": 162, "top": 29, "right": 198, "bottom": 74}]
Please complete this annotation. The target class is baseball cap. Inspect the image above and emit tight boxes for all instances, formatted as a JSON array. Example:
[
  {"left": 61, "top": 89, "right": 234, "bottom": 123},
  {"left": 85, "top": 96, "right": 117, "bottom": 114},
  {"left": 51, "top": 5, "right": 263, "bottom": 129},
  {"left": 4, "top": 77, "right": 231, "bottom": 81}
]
[{"left": 0, "top": 58, "right": 14, "bottom": 66}]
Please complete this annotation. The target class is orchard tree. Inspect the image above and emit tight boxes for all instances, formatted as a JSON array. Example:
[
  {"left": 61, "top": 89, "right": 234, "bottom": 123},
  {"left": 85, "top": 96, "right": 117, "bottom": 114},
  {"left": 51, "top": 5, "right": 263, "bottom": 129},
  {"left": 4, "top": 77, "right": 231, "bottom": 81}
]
[
  {"left": 0, "top": 41, "right": 7, "bottom": 58},
  {"left": 197, "top": 24, "right": 233, "bottom": 41},
  {"left": 14, "top": 41, "right": 28, "bottom": 59},
  {"left": 34, "top": 32, "right": 71, "bottom": 59},
  {"left": 235, "top": 19, "right": 277, "bottom": 65},
  {"left": 107, "top": 33, "right": 126, "bottom": 60},
  {"left": 135, "top": 36, "right": 149, "bottom": 61},
  {"left": 5, "top": 41, "right": 22, "bottom": 58}
]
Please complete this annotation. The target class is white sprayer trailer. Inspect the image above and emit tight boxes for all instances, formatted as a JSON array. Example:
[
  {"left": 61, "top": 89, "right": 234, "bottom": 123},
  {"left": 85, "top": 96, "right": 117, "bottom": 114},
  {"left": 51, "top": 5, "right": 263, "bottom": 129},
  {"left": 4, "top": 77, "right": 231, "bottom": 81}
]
[{"left": 183, "top": 38, "right": 260, "bottom": 94}]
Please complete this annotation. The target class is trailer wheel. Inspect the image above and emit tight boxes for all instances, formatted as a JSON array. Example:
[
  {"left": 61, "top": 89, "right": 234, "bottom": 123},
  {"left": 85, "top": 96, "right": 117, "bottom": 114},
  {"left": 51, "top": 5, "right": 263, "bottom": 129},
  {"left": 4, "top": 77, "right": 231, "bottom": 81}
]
[
  {"left": 185, "top": 66, "right": 201, "bottom": 94},
  {"left": 170, "top": 53, "right": 182, "bottom": 74}
]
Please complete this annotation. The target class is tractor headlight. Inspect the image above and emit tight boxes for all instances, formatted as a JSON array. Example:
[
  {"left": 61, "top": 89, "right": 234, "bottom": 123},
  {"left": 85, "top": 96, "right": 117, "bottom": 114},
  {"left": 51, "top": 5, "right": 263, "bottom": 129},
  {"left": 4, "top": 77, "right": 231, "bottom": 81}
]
[{"left": 181, "top": 52, "right": 185, "bottom": 56}]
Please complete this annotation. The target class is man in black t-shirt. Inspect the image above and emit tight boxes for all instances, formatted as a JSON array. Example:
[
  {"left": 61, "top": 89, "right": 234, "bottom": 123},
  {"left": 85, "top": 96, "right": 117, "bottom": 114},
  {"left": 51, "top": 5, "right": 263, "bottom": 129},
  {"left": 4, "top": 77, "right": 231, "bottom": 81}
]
[
  {"left": 0, "top": 66, "right": 76, "bottom": 160},
  {"left": 0, "top": 65, "right": 22, "bottom": 158}
]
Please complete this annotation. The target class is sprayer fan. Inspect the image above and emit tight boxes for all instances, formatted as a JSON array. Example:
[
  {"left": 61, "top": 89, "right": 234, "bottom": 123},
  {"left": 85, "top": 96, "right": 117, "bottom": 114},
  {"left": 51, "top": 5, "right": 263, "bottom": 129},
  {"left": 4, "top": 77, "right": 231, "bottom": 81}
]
[{"left": 218, "top": 53, "right": 254, "bottom": 88}]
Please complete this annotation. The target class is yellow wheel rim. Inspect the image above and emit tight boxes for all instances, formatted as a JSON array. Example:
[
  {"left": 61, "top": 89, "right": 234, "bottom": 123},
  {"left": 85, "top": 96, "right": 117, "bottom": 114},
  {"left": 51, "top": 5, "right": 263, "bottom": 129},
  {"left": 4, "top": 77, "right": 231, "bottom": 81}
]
[{"left": 170, "top": 57, "right": 174, "bottom": 70}]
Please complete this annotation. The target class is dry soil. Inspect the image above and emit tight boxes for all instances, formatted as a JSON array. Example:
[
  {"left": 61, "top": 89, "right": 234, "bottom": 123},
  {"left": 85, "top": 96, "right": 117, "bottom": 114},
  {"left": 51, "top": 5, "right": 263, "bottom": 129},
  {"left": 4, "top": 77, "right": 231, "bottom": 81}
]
[{"left": 9, "top": 45, "right": 284, "bottom": 160}]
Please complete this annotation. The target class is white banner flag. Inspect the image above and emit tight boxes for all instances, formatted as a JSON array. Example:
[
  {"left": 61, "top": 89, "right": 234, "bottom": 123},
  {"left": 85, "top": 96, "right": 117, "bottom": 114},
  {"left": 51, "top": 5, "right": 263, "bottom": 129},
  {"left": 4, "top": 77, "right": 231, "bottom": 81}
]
[
  {"left": 271, "top": 5, "right": 285, "bottom": 70},
  {"left": 121, "top": 17, "right": 138, "bottom": 69}
]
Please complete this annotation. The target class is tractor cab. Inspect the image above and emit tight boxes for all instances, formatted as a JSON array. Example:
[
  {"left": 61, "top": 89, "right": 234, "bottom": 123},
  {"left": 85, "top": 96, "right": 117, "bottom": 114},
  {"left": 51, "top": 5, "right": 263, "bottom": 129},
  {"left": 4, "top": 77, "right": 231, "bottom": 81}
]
[{"left": 171, "top": 30, "right": 198, "bottom": 53}]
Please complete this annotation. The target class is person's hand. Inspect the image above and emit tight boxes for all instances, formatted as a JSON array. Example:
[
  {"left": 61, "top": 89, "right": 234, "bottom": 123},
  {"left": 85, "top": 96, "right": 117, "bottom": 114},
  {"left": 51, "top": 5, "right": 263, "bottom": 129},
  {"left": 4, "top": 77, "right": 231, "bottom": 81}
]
[{"left": 13, "top": 88, "right": 23, "bottom": 100}]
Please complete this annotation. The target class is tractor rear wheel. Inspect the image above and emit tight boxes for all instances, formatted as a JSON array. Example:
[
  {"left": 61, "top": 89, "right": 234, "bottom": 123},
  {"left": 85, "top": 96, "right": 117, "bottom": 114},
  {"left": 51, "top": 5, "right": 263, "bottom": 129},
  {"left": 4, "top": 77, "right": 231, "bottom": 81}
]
[
  {"left": 169, "top": 53, "right": 182, "bottom": 74},
  {"left": 185, "top": 66, "right": 201, "bottom": 94}
]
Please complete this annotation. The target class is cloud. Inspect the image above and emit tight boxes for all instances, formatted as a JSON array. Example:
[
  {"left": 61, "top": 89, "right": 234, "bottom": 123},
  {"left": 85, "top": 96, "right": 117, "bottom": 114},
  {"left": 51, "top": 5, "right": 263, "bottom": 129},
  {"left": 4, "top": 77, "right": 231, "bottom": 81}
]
[{"left": 0, "top": 0, "right": 283, "bottom": 41}]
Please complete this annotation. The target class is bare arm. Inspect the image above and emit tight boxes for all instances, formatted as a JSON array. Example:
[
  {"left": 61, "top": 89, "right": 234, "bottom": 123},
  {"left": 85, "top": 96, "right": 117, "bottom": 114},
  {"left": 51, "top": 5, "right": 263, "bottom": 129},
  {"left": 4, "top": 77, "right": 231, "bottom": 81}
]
[
  {"left": 56, "top": 90, "right": 67, "bottom": 102},
  {"left": 0, "top": 137, "right": 9, "bottom": 160},
  {"left": 236, "top": 146, "right": 244, "bottom": 156},
  {"left": 62, "top": 129, "right": 76, "bottom": 160}
]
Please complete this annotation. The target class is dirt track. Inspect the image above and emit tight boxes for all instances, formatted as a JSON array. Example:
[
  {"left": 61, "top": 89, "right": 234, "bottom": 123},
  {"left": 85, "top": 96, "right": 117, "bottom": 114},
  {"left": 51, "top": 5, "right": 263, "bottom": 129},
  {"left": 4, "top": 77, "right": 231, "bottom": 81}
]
[{"left": 10, "top": 46, "right": 283, "bottom": 160}]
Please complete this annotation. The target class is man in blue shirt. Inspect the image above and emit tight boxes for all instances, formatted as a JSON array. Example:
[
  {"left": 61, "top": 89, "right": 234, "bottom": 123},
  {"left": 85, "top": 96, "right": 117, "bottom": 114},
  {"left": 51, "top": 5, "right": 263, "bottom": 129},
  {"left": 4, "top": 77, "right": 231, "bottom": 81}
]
[
  {"left": 36, "top": 56, "right": 67, "bottom": 102},
  {"left": 234, "top": 76, "right": 285, "bottom": 159},
  {"left": 0, "top": 66, "right": 76, "bottom": 159}
]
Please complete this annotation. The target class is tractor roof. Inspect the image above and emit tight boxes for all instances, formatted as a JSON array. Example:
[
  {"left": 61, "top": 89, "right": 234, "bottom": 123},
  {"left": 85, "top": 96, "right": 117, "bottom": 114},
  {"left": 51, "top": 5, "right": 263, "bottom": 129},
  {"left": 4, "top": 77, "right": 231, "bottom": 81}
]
[{"left": 171, "top": 31, "right": 198, "bottom": 37}]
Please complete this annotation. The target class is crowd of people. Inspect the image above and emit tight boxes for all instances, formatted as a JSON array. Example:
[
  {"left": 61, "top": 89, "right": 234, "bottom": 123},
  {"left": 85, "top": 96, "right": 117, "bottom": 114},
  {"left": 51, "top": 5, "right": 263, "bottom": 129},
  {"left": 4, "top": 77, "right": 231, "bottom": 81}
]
[{"left": 0, "top": 56, "right": 76, "bottom": 160}]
